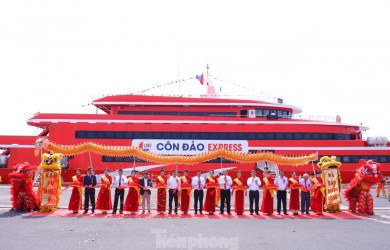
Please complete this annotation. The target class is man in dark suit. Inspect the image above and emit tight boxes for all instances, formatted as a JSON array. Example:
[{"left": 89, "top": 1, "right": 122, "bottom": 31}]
[
  {"left": 140, "top": 172, "right": 153, "bottom": 214},
  {"left": 83, "top": 167, "right": 97, "bottom": 214}
]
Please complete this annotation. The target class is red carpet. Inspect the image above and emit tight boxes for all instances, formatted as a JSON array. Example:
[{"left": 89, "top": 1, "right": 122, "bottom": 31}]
[{"left": 25, "top": 210, "right": 369, "bottom": 219}]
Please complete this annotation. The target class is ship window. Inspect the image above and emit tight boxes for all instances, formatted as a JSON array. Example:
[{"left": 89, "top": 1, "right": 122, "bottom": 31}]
[
  {"left": 172, "top": 132, "right": 180, "bottom": 139},
  {"left": 351, "top": 156, "right": 359, "bottom": 163},
  {"left": 206, "top": 157, "right": 234, "bottom": 163},
  {"left": 255, "top": 110, "right": 263, "bottom": 117},
  {"left": 256, "top": 133, "right": 265, "bottom": 140},
  {"left": 102, "top": 156, "right": 146, "bottom": 163},
  {"left": 276, "top": 133, "right": 283, "bottom": 140},
  {"left": 188, "top": 132, "right": 197, "bottom": 139},
  {"left": 277, "top": 110, "right": 283, "bottom": 116},
  {"left": 237, "top": 133, "right": 246, "bottom": 140},
  {"left": 370, "top": 156, "right": 378, "bottom": 161},
  {"left": 248, "top": 133, "right": 256, "bottom": 140},
  {"left": 87, "top": 131, "right": 95, "bottom": 138},
  {"left": 312, "top": 133, "right": 320, "bottom": 140},
  {"left": 95, "top": 131, "right": 104, "bottom": 138},
  {"left": 228, "top": 133, "right": 237, "bottom": 140},
  {"left": 360, "top": 156, "right": 369, "bottom": 161},
  {"left": 342, "top": 156, "right": 350, "bottom": 162},
  {"left": 115, "top": 132, "right": 124, "bottom": 139},
  {"left": 294, "top": 133, "right": 303, "bottom": 140},
  {"left": 133, "top": 132, "right": 141, "bottom": 139},
  {"left": 75, "top": 130, "right": 358, "bottom": 141},
  {"left": 106, "top": 131, "right": 114, "bottom": 139},
  {"left": 144, "top": 132, "right": 152, "bottom": 139},
  {"left": 210, "top": 133, "right": 218, "bottom": 140},
  {"left": 117, "top": 111, "right": 236, "bottom": 117},
  {"left": 75, "top": 131, "right": 86, "bottom": 138},
  {"left": 124, "top": 132, "right": 132, "bottom": 138},
  {"left": 263, "top": 110, "right": 270, "bottom": 116},
  {"left": 181, "top": 132, "right": 188, "bottom": 139},
  {"left": 380, "top": 156, "right": 387, "bottom": 162}
]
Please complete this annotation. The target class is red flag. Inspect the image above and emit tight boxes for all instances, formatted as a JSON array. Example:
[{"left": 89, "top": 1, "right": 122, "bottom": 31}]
[{"left": 200, "top": 73, "right": 204, "bottom": 85}]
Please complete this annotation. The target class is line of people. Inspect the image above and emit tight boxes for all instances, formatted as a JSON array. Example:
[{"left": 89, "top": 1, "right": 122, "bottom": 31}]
[{"left": 67, "top": 167, "right": 326, "bottom": 216}]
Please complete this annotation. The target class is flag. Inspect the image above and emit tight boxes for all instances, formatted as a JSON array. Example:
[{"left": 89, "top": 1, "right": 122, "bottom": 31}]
[{"left": 195, "top": 73, "right": 204, "bottom": 85}]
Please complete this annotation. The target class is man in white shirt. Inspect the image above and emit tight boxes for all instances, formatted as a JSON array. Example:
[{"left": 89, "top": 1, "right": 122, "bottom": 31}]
[
  {"left": 299, "top": 173, "right": 312, "bottom": 215},
  {"left": 167, "top": 170, "right": 181, "bottom": 214},
  {"left": 191, "top": 170, "right": 205, "bottom": 214},
  {"left": 247, "top": 170, "right": 261, "bottom": 215},
  {"left": 274, "top": 170, "right": 289, "bottom": 215},
  {"left": 112, "top": 169, "right": 128, "bottom": 214},
  {"left": 218, "top": 170, "right": 233, "bottom": 215}
]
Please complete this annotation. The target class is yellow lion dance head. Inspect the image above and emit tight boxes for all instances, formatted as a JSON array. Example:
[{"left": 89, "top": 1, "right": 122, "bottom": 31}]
[{"left": 39, "top": 153, "right": 63, "bottom": 170}]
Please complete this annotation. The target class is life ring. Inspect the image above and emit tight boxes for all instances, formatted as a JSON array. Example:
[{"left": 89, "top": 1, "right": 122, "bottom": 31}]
[{"left": 336, "top": 115, "right": 341, "bottom": 123}]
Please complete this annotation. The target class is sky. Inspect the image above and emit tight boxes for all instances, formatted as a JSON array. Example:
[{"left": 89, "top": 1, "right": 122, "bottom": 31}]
[{"left": 1, "top": 0, "right": 389, "bottom": 139}]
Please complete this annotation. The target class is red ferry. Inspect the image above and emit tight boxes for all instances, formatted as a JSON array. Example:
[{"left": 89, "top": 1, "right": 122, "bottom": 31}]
[{"left": 1, "top": 73, "right": 389, "bottom": 183}]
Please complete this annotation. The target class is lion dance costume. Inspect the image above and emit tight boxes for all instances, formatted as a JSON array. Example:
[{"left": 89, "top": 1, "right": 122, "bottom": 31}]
[
  {"left": 9, "top": 162, "right": 40, "bottom": 211},
  {"left": 37, "top": 153, "right": 63, "bottom": 212},
  {"left": 344, "top": 159, "right": 383, "bottom": 215}
]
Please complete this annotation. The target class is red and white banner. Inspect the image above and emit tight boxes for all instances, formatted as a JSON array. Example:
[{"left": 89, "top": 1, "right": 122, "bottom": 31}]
[
  {"left": 39, "top": 170, "right": 61, "bottom": 209},
  {"left": 323, "top": 169, "right": 341, "bottom": 205},
  {"left": 132, "top": 140, "right": 249, "bottom": 155}
]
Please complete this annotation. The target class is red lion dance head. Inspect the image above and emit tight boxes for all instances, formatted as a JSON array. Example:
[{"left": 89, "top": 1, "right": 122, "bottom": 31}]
[
  {"left": 9, "top": 162, "right": 40, "bottom": 211},
  {"left": 344, "top": 159, "right": 383, "bottom": 215}
]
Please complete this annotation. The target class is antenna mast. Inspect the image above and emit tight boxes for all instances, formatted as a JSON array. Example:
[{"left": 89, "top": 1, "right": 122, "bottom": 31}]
[{"left": 206, "top": 64, "right": 217, "bottom": 97}]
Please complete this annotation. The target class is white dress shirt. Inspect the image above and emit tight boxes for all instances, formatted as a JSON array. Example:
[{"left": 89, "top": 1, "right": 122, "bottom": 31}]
[
  {"left": 191, "top": 176, "right": 205, "bottom": 189},
  {"left": 167, "top": 176, "right": 181, "bottom": 189},
  {"left": 218, "top": 175, "right": 233, "bottom": 190},
  {"left": 274, "top": 176, "right": 288, "bottom": 190},
  {"left": 143, "top": 178, "right": 149, "bottom": 189},
  {"left": 299, "top": 178, "right": 312, "bottom": 190},
  {"left": 114, "top": 175, "right": 128, "bottom": 188},
  {"left": 247, "top": 177, "right": 261, "bottom": 191}
]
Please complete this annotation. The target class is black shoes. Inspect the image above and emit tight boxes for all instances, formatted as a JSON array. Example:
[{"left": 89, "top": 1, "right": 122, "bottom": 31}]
[{"left": 83, "top": 210, "right": 88, "bottom": 214}]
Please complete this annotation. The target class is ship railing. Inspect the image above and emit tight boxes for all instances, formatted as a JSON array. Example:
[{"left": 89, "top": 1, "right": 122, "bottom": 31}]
[{"left": 290, "top": 114, "right": 337, "bottom": 122}]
